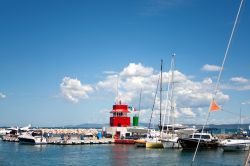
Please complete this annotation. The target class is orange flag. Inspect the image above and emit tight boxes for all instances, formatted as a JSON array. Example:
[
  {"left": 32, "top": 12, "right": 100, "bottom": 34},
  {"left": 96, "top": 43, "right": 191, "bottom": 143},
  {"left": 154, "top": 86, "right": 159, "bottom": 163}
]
[{"left": 209, "top": 99, "right": 221, "bottom": 111}]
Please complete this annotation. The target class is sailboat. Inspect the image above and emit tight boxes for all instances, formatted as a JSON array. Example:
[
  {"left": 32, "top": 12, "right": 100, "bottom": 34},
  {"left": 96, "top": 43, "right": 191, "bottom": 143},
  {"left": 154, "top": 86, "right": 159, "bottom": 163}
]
[
  {"left": 159, "top": 54, "right": 178, "bottom": 148},
  {"left": 145, "top": 60, "right": 164, "bottom": 148}
]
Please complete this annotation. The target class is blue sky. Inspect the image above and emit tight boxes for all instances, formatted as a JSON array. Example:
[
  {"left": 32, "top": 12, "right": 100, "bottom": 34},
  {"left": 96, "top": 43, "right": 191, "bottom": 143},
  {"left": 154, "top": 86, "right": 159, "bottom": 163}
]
[{"left": 0, "top": 0, "right": 250, "bottom": 127}]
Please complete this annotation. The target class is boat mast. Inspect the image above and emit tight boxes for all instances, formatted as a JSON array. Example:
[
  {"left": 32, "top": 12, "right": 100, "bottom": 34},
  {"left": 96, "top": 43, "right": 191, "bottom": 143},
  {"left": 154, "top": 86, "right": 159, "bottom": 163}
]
[
  {"left": 159, "top": 59, "right": 163, "bottom": 129},
  {"left": 170, "top": 54, "right": 175, "bottom": 132},
  {"left": 161, "top": 54, "right": 175, "bottom": 137}
]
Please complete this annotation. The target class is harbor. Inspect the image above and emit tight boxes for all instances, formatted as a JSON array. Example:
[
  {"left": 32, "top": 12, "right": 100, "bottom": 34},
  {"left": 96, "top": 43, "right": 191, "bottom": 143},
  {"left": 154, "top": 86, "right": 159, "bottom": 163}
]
[{"left": 1, "top": 0, "right": 250, "bottom": 165}]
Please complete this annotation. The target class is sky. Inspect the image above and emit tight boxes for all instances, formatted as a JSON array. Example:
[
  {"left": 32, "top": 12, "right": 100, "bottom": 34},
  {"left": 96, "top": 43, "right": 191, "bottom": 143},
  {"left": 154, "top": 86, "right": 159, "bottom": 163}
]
[{"left": 0, "top": 0, "right": 250, "bottom": 127}]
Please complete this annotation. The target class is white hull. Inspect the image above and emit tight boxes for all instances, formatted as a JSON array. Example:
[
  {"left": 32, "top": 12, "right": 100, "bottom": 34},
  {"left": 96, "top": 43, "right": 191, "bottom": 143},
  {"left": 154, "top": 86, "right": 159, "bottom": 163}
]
[
  {"left": 162, "top": 141, "right": 180, "bottom": 148},
  {"left": 18, "top": 135, "right": 47, "bottom": 145},
  {"left": 223, "top": 144, "right": 249, "bottom": 151},
  {"left": 221, "top": 139, "right": 250, "bottom": 151}
]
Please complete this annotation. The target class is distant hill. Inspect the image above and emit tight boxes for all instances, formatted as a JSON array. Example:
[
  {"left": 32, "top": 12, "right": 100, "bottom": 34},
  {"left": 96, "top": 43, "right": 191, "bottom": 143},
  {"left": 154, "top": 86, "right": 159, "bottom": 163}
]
[{"left": 1, "top": 123, "right": 249, "bottom": 129}]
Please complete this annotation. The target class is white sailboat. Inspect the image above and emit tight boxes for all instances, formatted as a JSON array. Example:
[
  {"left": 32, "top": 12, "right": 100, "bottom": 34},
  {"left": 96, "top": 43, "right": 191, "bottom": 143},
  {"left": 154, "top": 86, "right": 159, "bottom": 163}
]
[
  {"left": 145, "top": 60, "right": 164, "bottom": 148},
  {"left": 160, "top": 54, "right": 181, "bottom": 148}
]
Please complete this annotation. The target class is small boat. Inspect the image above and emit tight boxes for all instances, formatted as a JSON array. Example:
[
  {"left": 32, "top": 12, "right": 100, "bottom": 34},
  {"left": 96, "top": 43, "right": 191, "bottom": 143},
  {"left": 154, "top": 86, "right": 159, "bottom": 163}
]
[
  {"left": 18, "top": 130, "right": 47, "bottom": 145},
  {"left": 146, "top": 138, "right": 164, "bottom": 148},
  {"left": 178, "top": 132, "right": 219, "bottom": 149},
  {"left": 221, "top": 139, "right": 250, "bottom": 151},
  {"left": 134, "top": 139, "right": 146, "bottom": 147}
]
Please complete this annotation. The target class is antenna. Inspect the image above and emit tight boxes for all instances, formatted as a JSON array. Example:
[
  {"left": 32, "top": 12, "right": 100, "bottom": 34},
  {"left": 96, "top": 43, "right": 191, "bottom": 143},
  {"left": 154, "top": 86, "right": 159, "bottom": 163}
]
[{"left": 116, "top": 74, "right": 119, "bottom": 104}]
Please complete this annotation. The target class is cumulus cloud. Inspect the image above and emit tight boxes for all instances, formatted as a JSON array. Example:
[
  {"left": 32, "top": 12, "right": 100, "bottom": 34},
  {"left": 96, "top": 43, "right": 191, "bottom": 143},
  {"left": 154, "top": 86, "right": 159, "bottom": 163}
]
[
  {"left": 0, "top": 92, "right": 6, "bottom": 99},
  {"left": 222, "top": 83, "right": 250, "bottom": 91},
  {"left": 96, "top": 63, "right": 229, "bottom": 123},
  {"left": 120, "top": 63, "right": 154, "bottom": 77},
  {"left": 60, "top": 77, "right": 93, "bottom": 103},
  {"left": 201, "top": 64, "right": 222, "bottom": 72},
  {"left": 230, "top": 77, "right": 248, "bottom": 83},
  {"left": 202, "top": 78, "right": 213, "bottom": 85},
  {"left": 179, "top": 107, "right": 196, "bottom": 117},
  {"left": 103, "top": 71, "right": 117, "bottom": 75}
]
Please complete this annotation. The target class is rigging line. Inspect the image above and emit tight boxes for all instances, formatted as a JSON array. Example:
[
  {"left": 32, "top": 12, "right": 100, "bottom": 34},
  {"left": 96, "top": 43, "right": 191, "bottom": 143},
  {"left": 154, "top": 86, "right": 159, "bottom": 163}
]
[
  {"left": 214, "top": 0, "right": 244, "bottom": 96},
  {"left": 148, "top": 75, "right": 160, "bottom": 129},
  {"left": 191, "top": 0, "right": 244, "bottom": 165},
  {"left": 161, "top": 54, "right": 175, "bottom": 137}
]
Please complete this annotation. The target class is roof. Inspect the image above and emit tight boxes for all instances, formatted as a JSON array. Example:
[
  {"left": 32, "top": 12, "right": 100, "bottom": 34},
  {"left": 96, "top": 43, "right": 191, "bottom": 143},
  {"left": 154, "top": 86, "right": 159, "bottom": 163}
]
[
  {"left": 110, "top": 109, "right": 130, "bottom": 113},
  {"left": 111, "top": 104, "right": 130, "bottom": 113}
]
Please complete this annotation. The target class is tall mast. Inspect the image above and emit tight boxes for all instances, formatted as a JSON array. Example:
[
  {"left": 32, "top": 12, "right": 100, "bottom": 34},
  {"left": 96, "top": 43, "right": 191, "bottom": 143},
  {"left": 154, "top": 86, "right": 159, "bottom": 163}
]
[
  {"left": 170, "top": 54, "right": 175, "bottom": 131},
  {"left": 160, "top": 59, "right": 163, "bottom": 128},
  {"left": 116, "top": 74, "right": 119, "bottom": 104}
]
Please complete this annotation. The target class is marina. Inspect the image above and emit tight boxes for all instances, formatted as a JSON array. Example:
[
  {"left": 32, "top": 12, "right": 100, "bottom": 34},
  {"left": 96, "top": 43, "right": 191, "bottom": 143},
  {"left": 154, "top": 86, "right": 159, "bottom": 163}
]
[{"left": 0, "top": 0, "right": 249, "bottom": 165}]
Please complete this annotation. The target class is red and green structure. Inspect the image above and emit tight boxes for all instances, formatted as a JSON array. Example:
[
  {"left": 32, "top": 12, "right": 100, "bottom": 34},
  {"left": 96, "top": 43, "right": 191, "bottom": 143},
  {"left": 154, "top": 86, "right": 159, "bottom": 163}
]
[{"left": 110, "top": 104, "right": 139, "bottom": 127}]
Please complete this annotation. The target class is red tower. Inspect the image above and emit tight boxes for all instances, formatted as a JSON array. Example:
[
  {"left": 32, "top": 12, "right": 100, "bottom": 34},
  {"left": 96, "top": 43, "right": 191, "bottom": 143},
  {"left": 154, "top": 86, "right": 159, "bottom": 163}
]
[{"left": 110, "top": 103, "right": 131, "bottom": 127}]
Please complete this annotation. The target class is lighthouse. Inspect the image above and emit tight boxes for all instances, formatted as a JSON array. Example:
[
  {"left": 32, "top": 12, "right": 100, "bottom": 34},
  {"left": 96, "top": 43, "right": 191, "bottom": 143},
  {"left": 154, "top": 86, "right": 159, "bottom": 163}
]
[{"left": 110, "top": 101, "right": 131, "bottom": 127}]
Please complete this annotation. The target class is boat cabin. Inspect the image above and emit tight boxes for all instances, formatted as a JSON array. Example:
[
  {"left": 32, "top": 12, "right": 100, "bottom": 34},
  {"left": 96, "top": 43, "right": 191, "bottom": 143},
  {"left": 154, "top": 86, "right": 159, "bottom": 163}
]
[{"left": 189, "top": 133, "right": 214, "bottom": 140}]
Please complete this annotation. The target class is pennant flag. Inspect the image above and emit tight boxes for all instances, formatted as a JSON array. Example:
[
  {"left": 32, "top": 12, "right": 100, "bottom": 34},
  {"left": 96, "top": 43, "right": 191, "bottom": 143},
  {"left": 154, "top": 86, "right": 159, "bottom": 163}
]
[
  {"left": 129, "top": 106, "right": 136, "bottom": 112},
  {"left": 209, "top": 99, "right": 221, "bottom": 111}
]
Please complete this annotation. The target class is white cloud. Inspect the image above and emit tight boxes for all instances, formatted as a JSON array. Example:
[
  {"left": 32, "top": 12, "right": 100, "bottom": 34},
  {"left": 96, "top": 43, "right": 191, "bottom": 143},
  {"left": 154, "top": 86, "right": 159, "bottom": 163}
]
[
  {"left": 96, "top": 63, "right": 229, "bottom": 124},
  {"left": 222, "top": 84, "right": 250, "bottom": 91},
  {"left": 60, "top": 77, "right": 93, "bottom": 103},
  {"left": 202, "top": 78, "right": 213, "bottom": 85},
  {"left": 230, "top": 77, "right": 248, "bottom": 83},
  {"left": 179, "top": 107, "right": 196, "bottom": 117},
  {"left": 0, "top": 92, "right": 6, "bottom": 99},
  {"left": 201, "top": 64, "right": 222, "bottom": 72},
  {"left": 103, "top": 71, "right": 117, "bottom": 75},
  {"left": 120, "top": 63, "right": 154, "bottom": 77}
]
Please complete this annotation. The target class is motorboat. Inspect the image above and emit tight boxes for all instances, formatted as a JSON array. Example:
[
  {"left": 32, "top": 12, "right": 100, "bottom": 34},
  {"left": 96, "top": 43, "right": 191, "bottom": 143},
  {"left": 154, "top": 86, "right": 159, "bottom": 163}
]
[
  {"left": 18, "top": 130, "right": 47, "bottom": 145},
  {"left": 221, "top": 139, "right": 250, "bottom": 151},
  {"left": 178, "top": 132, "right": 219, "bottom": 149},
  {"left": 0, "top": 124, "right": 32, "bottom": 139},
  {"left": 1, "top": 127, "right": 20, "bottom": 142},
  {"left": 161, "top": 133, "right": 180, "bottom": 148}
]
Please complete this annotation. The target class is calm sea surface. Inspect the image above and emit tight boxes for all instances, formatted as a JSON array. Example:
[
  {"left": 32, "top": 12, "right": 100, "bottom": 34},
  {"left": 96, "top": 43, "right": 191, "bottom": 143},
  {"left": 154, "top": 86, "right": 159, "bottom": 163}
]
[{"left": 0, "top": 141, "right": 247, "bottom": 166}]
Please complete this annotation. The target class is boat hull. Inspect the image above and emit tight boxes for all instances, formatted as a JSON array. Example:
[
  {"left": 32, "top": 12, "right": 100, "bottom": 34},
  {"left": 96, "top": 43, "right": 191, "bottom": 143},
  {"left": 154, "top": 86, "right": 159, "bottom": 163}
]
[
  {"left": 162, "top": 140, "right": 180, "bottom": 148},
  {"left": 221, "top": 139, "right": 250, "bottom": 151},
  {"left": 178, "top": 138, "right": 219, "bottom": 149},
  {"left": 114, "top": 139, "right": 135, "bottom": 144},
  {"left": 134, "top": 139, "right": 146, "bottom": 147},
  {"left": 146, "top": 141, "right": 163, "bottom": 148},
  {"left": 18, "top": 137, "right": 47, "bottom": 145},
  {"left": 223, "top": 144, "right": 249, "bottom": 151}
]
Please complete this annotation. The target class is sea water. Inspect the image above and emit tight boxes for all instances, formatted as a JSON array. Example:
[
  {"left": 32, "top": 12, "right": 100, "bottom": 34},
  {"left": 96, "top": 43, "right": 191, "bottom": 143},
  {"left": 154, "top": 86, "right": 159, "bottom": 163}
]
[{"left": 0, "top": 141, "right": 247, "bottom": 166}]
